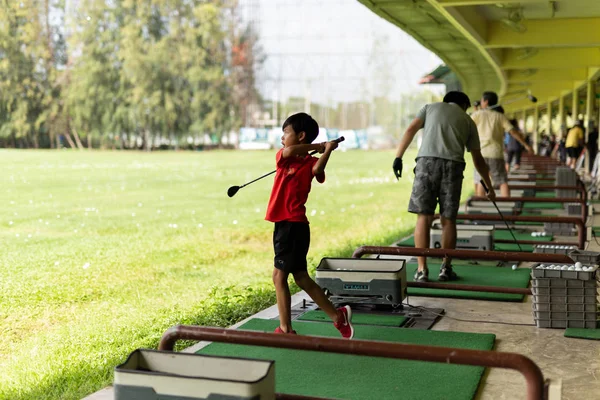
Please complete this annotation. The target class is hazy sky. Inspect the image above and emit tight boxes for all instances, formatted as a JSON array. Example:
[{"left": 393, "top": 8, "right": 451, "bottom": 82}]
[{"left": 239, "top": 0, "right": 444, "bottom": 105}]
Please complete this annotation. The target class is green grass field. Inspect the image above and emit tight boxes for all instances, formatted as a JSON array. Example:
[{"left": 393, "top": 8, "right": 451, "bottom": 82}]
[{"left": 0, "top": 148, "right": 474, "bottom": 399}]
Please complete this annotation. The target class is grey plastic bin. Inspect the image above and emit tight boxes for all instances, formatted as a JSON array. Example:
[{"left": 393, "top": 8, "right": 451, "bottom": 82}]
[
  {"left": 534, "top": 319, "right": 597, "bottom": 329},
  {"left": 533, "top": 302, "right": 598, "bottom": 312},
  {"left": 531, "top": 264, "right": 598, "bottom": 281},
  {"left": 315, "top": 257, "right": 406, "bottom": 306},
  {"left": 567, "top": 250, "right": 600, "bottom": 265},
  {"left": 114, "top": 349, "right": 275, "bottom": 400}
]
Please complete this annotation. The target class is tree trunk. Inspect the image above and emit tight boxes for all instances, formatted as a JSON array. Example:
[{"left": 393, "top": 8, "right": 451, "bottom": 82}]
[
  {"left": 71, "top": 126, "right": 84, "bottom": 150},
  {"left": 144, "top": 129, "right": 151, "bottom": 152},
  {"left": 63, "top": 130, "right": 76, "bottom": 149}
]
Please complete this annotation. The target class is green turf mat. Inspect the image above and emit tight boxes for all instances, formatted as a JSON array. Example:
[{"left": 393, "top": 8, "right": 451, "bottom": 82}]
[
  {"left": 198, "top": 318, "right": 495, "bottom": 400},
  {"left": 397, "top": 230, "right": 550, "bottom": 248},
  {"left": 297, "top": 310, "right": 408, "bottom": 327},
  {"left": 515, "top": 212, "right": 544, "bottom": 226},
  {"left": 564, "top": 323, "right": 600, "bottom": 340},
  {"left": 494, "top": 230, "right": 553, "bottom": 241},
  {"left": 535, "top": 191, "right": 556, "bottom": 198},
  {"left": 397, "top": 237, "right": 534, "bottom": 252},
  {"left": 406, "top": 262, "right": 531, "bottom": 301},
  {"left": 523, "top": 202, "right": 564, "bottom": 209},
  {"left": 493, "top": 243, "right": 535, "bottom": 252}
]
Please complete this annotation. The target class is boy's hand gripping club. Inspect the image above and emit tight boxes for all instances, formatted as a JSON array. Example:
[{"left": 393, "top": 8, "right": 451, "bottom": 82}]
[
  {"left": 227, "top": 136, "right": 345, "bottom": 198},
  {"left": 480, "top": 180, "right": 522, "bottom": 252}
]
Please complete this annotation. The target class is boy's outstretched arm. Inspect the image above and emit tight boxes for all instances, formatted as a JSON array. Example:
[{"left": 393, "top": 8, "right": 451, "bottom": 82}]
[
  {"left": 282, "top": 143, "right": 324, "bottom": 158},
  {"left": 312, "top": 141, "right": 338, "bottom": 176}
]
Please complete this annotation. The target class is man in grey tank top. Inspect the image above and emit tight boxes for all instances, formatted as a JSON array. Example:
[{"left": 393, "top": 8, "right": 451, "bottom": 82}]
[{"left": 392, "top": 91, "right": 495, "bottom": 282}]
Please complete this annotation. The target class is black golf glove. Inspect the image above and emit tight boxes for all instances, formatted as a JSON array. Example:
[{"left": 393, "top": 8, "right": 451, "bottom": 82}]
[{"left": 393, "top": 157, "right": 402, "bottom": 180}]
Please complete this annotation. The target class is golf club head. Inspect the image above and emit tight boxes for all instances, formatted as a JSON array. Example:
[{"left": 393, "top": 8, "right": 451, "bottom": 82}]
[
  {"left": 527, "top": 90, "right": 537, "bottom": 103},
  {"left": 227, "top": 186, "right": 240, "bottom": 197}
]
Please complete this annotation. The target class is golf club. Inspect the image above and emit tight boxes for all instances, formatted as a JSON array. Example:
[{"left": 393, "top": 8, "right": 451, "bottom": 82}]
[
  {"left": 480, "top": 179, "right": 523, "bottom": 252},
  {"left": 227, "top": 136, "right": 345, "bottom": 198},
  {"left": 487, "top": 91, "right": 537, "bottom": 110}
]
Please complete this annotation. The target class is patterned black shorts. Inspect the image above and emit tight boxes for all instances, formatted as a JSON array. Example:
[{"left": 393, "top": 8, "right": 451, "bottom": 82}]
[
  {"left": 273, "top": 221, "right": 310, "bottom": 273},
  {"left": 474, "top": 157, "right": 507, "bottom": 187},
  {"left": 408, "top": 157, "right": 465, "bottom": 219}
]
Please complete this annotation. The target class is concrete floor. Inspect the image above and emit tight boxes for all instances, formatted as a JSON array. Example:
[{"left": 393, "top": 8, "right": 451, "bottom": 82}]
[{"left": 85, "top": 207, "right": 600, "bottom": 400}]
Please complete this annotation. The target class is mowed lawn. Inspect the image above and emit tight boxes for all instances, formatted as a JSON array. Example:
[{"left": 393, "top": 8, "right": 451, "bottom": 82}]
[{"left": 0, "top": 148, "right": 474, "bottom": 400}]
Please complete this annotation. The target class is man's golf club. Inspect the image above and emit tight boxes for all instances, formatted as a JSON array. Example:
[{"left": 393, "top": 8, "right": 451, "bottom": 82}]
[
  {"left": 227, "top": 136, "right": 345, "bottom": 198},
  {"left": 487, "top": 91, "right": 537, "bottom": 110},
  {"left": 480, "top": 179, "right": 523, "bottom": 252}
]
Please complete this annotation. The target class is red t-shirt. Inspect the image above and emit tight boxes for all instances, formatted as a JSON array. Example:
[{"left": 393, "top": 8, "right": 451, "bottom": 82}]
[{"left": 265, "top": 149, "right": 325, "bottom": 223}]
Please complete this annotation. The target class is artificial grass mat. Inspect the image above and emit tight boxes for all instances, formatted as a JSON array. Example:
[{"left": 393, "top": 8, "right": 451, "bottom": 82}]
[
  {"left": 298, "top": 310, "right": 408, "bottom": 327},
  {"left": 535, "top": 191, "right": 556, "bottom": 198},
  {"left": 515, "top": 212, "right": 544, "bottom": 226},
  {"left": 405, "top": 262, "right": 531, "bottom": 301},
  {"left": 523, "top": 202, "right": 564, "bottom": 209},
  {"left": 564, "top": 322, "right": 600, "bottom": 340},
  {"left": 494, "top": 242, "right": 535, "bottom": 252},
  {"left": 396, "top": 229, "right": 551, "bottom": 251},
  {"left": 493, "top": 230, "right": 553, "bottom": 241},
  {"left": 198, "top": 318, "right": 496, "bottom": 400}
]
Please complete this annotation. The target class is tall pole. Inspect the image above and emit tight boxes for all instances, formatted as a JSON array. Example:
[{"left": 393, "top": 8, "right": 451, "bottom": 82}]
[
  {"left": 585, "top": 79, "right": 594, "bottom": 142},
  {"left": 533, "top": 105, "right": 539, "bottom": 154},
  {"left": 558, "top": 95, "right": 565, "bottom": 139},
  {"left": 546, "top": 101, "right": 552, "bottom": 136},
  {"left": 572, "top": 89, "right": 579, "bottom": 126}
]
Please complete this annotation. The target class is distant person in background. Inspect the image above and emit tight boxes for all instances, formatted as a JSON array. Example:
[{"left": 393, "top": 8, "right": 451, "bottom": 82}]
[
  {"left": 587, "top": 122, "right": 598, "bottom": 172},
  {"left": 539, "top": 134, "right": 552, "bottom": 157},
  {"left": 558, "top": 135, "right": 567, "bottom": 163},
  {"left": 505, "top": 118, "right": 524, "bottom": 171},
  {"left": 565, "top": 120, "right": 585, "bottom": 168},
  {"left": 471, "top": 91, "right": 533, "bottom": 197}
]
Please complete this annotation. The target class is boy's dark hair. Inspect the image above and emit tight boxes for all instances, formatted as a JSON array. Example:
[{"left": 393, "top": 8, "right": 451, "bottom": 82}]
[
  {"left": 282, "top": 113, "right": 319, "bottom": 143},
  {"left": 442, "top": 91, "right": 471, "bottom": 109},
  {"left": 482, "top": 91, "right": 499, "bottom": 106}
]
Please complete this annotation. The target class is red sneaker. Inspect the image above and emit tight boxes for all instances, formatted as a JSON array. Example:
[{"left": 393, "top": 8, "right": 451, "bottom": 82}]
[
  {"left": 334, "top": 305, "right": 354, "bottom": 339},
  {"left": 274, "top": 326, "right": 297, "bottom": 334}
]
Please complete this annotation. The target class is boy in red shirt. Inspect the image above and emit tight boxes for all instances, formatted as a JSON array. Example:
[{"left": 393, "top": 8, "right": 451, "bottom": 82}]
[{"left": 265, "top": 112, "right": 353, "bottom": 339}]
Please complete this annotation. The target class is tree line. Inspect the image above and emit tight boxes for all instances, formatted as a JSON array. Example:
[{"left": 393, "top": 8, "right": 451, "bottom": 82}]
[{"left": 0, "top": 0, "right": 261, "bottom": 150}]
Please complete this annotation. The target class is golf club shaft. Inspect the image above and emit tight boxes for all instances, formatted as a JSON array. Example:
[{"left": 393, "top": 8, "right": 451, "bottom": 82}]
[
  {"left": 238, "top": 136, "right": 346, "bottom": 190},
  {"left": 239, "top": 170, "right": 276, "bottom": 189},
  {"left": 480, "top": 180, "right": 523, "bottom": 252}
]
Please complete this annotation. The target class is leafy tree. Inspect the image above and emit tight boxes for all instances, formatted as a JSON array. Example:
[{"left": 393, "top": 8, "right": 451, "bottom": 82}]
[{"left": 0, "top": 0, "right": 66, "bottom": 148}]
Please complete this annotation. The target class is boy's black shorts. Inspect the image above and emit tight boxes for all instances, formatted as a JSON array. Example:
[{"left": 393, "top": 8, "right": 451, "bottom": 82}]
[{"left": 273, "top": 221, "right": 310, "bottom": 273}]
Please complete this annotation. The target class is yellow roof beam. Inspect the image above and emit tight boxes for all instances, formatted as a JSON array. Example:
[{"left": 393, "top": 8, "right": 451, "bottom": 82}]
[
  {"left": 437, "top": 0, "right": 546, "bottom": 6},
  {"left": 485, "top": 18, "right": 600, "bottom": 48},
  {"left": 502, "top": 47, "right": 600, "bottom": 69},
  {"left": 507, "top": 69, "right": 589, "bottom": 83}
]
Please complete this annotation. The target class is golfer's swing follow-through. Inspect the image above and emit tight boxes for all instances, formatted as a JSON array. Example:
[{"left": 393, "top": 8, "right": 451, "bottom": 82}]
[{"left": 227, "top": 136, "right": 345, "bottom": 198}]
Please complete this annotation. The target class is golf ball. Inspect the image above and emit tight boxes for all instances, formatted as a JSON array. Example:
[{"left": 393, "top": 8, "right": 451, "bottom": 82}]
[
  {"left": 512, "top": 265, "right": 517, "bottom": 270},
  {"left": 575, "top": 262, "right": 582, "bottom": 269}
]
